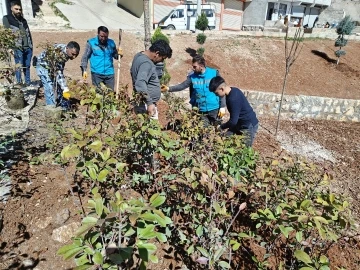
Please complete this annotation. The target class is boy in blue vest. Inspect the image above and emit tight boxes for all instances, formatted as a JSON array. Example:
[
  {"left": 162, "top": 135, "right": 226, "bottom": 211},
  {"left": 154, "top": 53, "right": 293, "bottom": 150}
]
[
  {"left": 161, "top": 55, "right": 226, "bottom": 126},
  {"left": 80, "top": 26, "right": 123, "bottom": 91},
  {"left": 209, "top": 76, "right": 259, "bottom": 147}
]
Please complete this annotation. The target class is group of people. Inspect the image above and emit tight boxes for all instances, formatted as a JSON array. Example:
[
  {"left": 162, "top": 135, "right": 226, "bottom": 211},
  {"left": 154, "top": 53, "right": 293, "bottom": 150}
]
[{"left": 3, "top": 1, "right": 258, "bottom": 147}]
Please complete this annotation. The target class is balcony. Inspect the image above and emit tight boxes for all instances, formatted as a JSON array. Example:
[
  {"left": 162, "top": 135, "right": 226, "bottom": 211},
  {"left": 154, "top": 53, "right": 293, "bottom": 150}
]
[{"left": 294, "top": 0, "right": 332, "bottom": 6}]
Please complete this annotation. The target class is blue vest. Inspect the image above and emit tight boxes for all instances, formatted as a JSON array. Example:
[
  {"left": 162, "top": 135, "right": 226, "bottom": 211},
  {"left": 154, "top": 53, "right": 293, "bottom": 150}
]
[
  {"left": 88, "top": 37, "right": 116, "bottom": 75},
  {"left": 189, "top": 67, "right": 220, "bottom": 112}
]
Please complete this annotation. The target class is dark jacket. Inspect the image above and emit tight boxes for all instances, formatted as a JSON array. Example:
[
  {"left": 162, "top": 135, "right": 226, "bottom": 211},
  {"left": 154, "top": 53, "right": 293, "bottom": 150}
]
[{"left": 2, "top": 13, "right": 33, "bottom": 50}]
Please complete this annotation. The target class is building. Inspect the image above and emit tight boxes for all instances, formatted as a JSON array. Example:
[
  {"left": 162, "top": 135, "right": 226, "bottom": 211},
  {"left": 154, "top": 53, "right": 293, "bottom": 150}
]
[{"left": 242, "top": 0, "right": 332, "bottom": 30}]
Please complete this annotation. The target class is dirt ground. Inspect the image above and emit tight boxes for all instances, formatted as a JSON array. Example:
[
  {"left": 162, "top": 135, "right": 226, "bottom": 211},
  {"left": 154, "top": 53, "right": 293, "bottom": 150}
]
[{"left": 1, "top": 31, "right": 360, "bottom": 269}]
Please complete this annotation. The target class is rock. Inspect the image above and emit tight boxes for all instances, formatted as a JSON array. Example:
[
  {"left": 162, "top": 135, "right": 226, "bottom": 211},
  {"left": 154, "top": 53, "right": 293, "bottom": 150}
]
[
  {"left": 5, "top": 87, "right": 26, "bottom": 110},
  {"left": 54, "top": 208, "right": 70, "bottom": 226},
  {"left": 35, "top": 216, "right": 53, "bottom": 229},
  {"left": 52, "top": 222, "right": 80, "bottom": 243},
  {"left": 22, "top": 259, "right": 34, "bottom": 267}
]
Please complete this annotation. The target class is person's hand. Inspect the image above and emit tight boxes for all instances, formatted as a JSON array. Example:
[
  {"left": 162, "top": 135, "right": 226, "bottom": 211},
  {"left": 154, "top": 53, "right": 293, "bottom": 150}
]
[
  {"left": 161, "top": 84, "right": 169, "bottom": 93},
  {"left": 82, "top": 71, "right": 88, "bottom": 80},
  {"left": 117, "top": 48, "right": 124, "bottom": 57},
  {"left": 218, "top": 108, "right": 226, "bottom": 118},
  {"left": 63, "top": 87, "right": 71, "bottom": 100},
  {"left": 215, "top": 125, "right": 222, "bottom": 132},
  {"left": 147, "top": 104, "right": 156, "bottom": 117}
]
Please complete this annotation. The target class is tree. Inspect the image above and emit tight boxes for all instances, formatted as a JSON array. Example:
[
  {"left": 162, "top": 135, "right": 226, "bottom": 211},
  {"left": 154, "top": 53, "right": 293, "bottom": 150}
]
[
  {"left": 151, "top": 28, "right": 171, "bottom": 85},
  {"left": 195, "top": 12, "right": 208, "bottom": 56},
  {"left": 335, "top": 15, "right": 355, "bottom": 65},
  {"left": 143, "top": 0, "right": 151, "bottom": 50},
  {"left": 275, "top": 27, "right": 304, "bottom": 136}
]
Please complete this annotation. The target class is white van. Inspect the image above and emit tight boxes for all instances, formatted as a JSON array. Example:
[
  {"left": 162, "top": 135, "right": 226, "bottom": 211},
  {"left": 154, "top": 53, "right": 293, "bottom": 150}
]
[{"left": 158, "top": 3, "right": 216, "bottom": 31}]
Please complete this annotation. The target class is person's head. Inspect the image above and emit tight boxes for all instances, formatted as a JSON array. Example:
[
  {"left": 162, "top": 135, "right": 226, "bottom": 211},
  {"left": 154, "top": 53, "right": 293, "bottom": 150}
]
[
  {"left": 97, "top": 26, "right": 109, "bottom": 45},
  {"left": 192, "top": 55, "right": 206, "bottom": 74},
  {"left": 66, "top": 41, "right": 80, "bottom": 60},
  {"left": 148, "top": 40, "right": 172, "bottom": 64},
  {"left": 10, "top": 1, "right": 22, "bottom": 18},
  {"left": 209, "top": 76, "right": 227, "bottom": 97}
]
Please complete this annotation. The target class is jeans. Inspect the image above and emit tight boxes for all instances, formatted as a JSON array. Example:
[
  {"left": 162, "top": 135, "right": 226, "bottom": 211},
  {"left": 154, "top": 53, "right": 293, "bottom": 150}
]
[
  {"left": 225, "top": 123, "right": 259, "bottom": 147},
  {"left": 36, "top": 65, "right": 70, "bottom": 109},
  {"left": 91, "top": 72, "right": 115, "bottom": 91},
  {"left": 14, "top": 48, "right": 33, "bottom": 84}
]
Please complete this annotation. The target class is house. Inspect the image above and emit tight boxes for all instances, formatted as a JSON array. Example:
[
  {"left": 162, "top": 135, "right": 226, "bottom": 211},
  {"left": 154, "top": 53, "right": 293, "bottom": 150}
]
[{"left": 242, "top": 0, "right": 332, "bottom": 30}]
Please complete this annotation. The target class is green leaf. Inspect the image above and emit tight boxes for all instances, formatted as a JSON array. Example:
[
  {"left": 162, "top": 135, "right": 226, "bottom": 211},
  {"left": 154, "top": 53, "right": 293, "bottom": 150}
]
[
  {"left": 88, "top": 167, "right": 97, "bottom": 181},
  {"left": 294, "top": 250, "right": 312, "bottom": 264},
  {"left": 149, "top": 193, "right": 166, "bottom": 208},
  {"left": 214, "top": 247, "right": 225, "bottom": 261},
  {"left": 300, "top": 200, "right": 312, "bottom": 210},
  {"left": 87, "top": 128, "right": 100, "bottom": 137},
  {"left": 296, "top": 231, "right": 303, "bottom": 243},
  {"left": 299, "top": 268, "right": 315, "bottom": 270},
  {"left": 124, "top": 227, "right": 136, "bottom": 237},
  {"left": 76, "top": 216, "right": 98, "bottom": 236},
  {"left": 156, "top": 232, "right": 167, "bottom": 242},
  {"left": 149, "top": 254, "right": 159, "bottom": 263},
  {"left": 58, "top": 246, "right": 83, "bottom": 260},
  {"left": 196, "top": 246, "right": 209, "bottom": 257},
  {"left": 313, "top": 216, "right": 329, "bottom": 224},
  {"left": 74, "top": 265, "right": 93, "bottom": 270},
  {"left": 97, "top": 169, "right": 109, "bottom": 182},
  {"left": 187, "top": 245, "right": 194, "bottom": 255},
  {"left": 137, "top": 242, "right": 157, "bottom": 255},
  {"left": 196, "top": 225, "right": 203, "bottom": 237},
  {"left": 89, "top": 140, "right": 103, "bottom": 153},
  {"left": 138, "top": 225, "right": 157, "bottom": 240},
  {"left": 218, "top": 261, "right": 231, "bottom": 269},
  {"left": 319, "top": 255, "right": 329, "bottom": 264},
  {"left": 93, "top": 251, "right": 103, "bottom": 265}
]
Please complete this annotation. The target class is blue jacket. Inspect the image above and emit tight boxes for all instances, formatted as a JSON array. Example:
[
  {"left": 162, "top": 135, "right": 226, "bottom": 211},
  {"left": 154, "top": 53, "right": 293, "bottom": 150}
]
[
  {"left": 190, "top": 67, "right": 220, "bottom": 112},
  {"left": 88, "top": 37, "right": 116, "bottom": 75}
]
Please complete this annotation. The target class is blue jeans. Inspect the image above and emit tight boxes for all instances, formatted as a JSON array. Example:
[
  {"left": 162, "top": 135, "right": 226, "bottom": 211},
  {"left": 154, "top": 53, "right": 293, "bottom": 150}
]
[
  {"left": 14, "top": 48, "right": 33, "bottom": 85},
  {"left": 36, "top": 65, "right": 70, "bottom": 109},
  {"left": 91, "top": 72, "right": 115, "bottom": 91},
  {"left": 226, "top": 123, "right": 259, "bottom": 147}
]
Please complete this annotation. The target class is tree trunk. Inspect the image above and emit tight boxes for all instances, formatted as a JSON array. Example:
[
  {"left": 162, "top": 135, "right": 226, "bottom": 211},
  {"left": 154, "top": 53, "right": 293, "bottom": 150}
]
[
  {"left": 143, "top": 0, "right": 151, "bottom": 50},
  {"left": 275, "top": 67, "right": 289, "bottom": 136}
]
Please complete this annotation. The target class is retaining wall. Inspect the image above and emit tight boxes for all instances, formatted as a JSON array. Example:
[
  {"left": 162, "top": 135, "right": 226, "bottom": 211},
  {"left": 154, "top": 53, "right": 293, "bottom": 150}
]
[{"left": 168, "top": 90, "right": 360, "bottom": 122}]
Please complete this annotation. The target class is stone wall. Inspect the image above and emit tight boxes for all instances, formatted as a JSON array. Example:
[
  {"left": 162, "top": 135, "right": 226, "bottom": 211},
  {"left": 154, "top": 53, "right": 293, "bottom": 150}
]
[
  {"left": 244, "top": 90, "right": 360, "bottom": 122},
  {"left": 168, "top": 90, "right": 360, "bottom": 122},
  {"left": 318, "top": 0, "right": 360, "bottom": 25}
]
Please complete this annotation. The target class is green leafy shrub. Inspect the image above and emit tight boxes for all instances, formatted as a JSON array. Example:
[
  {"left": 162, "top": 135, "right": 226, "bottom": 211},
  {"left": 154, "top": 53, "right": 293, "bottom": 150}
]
[
  {"left": 151, "top": 27, "right": 169, "bottom": 44},
  {"left": 196, "top": 33, "right": 207, "bottom": 45},
  {"left": 0, "top": 25, "right": 18, "bottom": 84},
  {"left": 196, "top": 47, "right": 205, "bottom": 56},
  {"left": 195, "top": 12, "right": 209, "bottom": 32},
  {"left": 49, "top": 82, "right": 354, "bottom": 270}
]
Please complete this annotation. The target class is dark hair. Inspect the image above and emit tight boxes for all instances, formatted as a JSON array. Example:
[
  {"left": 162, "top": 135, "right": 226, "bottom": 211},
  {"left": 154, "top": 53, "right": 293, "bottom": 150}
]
[
  {"left": 209, "top": 76, "right": 225, "bottom": 92},
  {"left": 98, "top": 26, "right": 109, "bottom": 34},
  {"left": 67, "top": 41, "right": 80, "bottom": 53},
  {"left": 149, "top": 40, "right": 172, "bottom": 59},
  {"left": 10, "top": 1, "right": 21, "bottom": 7},
  {"left": 192, "top": 55, "right": 206, "bottom": 66}
]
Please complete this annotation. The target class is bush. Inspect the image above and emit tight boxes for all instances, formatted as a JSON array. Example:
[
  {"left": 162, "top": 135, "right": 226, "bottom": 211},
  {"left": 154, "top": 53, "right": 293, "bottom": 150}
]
[
  {"left": 195, "top": 12, "right": 209, "bottom": 32},
  {"left": 151, "top": 27, "right": 169, "bottom": 44},
  {"left": 196, "top": 47, "right": 205, "bottom": 56},
  {"left": 196, "top": 33, "right": 207, "bottom": 45}
]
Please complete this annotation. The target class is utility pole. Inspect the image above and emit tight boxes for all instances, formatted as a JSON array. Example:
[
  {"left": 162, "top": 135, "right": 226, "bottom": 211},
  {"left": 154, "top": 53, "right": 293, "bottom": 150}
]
[{"left": 196, "top": 0, "right": 201, "bottom": 19}]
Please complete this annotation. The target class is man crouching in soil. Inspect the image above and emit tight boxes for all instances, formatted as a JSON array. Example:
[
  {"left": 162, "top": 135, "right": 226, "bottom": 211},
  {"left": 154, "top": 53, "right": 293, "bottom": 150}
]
[{"left": 209, "top": 76, "right": 259, "bottom": 147}]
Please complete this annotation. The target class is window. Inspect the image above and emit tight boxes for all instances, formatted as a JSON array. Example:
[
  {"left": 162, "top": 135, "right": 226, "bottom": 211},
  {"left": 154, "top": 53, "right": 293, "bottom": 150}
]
[{"left": 202, "top": 9, "right": 214, "bottom": 18}]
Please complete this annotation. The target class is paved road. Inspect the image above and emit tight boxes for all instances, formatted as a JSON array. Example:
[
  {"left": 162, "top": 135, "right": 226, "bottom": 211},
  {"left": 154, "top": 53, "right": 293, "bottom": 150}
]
[{"left": 56, "top": 0, "right": 144, "bottom": 30}]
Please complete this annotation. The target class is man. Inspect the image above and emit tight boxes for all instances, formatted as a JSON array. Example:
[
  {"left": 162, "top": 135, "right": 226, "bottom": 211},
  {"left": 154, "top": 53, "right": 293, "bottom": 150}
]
[
  {"left": 130, "top": 40, "right": 172, "bottom": 119},
  {"left": 209, "top": 76, "right": 258, "bottom": 147},
  {"left": 36, "top": 41, "right": 80, "bottom": 110},
  {"left": 161, "top": 55, "right": 226, "bottom": 126},
  {"left": 2, "top": 1, "right": 33, "bottom": 85},
  {"left": 80, "top": 26, "right": 122, "bottom": 91}
]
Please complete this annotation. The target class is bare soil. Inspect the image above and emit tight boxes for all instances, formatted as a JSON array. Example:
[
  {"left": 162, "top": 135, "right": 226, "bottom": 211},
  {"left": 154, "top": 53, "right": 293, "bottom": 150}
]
[{"left": 1, "top": 31, "right": 360, "bottom": 270}]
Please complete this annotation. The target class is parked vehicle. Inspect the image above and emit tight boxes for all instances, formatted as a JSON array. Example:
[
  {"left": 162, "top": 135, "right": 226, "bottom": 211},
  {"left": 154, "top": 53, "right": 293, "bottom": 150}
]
[{"left": 158, "top": 3, "right": 216, "bottom": 31}]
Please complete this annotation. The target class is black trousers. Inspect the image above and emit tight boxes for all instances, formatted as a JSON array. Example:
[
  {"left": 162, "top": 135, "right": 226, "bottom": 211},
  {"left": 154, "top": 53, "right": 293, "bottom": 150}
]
[{"left": 91, "top": 72, "right": 115, "bottom": 91}]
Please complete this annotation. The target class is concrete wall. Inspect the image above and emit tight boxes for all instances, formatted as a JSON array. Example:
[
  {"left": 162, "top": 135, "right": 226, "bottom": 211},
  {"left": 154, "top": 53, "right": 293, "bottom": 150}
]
[
  {"left": 318, "top": 0, "right": 360, "bottom": 25},
  {"left": 243, "top": 0, "right": 268, "bottom": 26}
]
